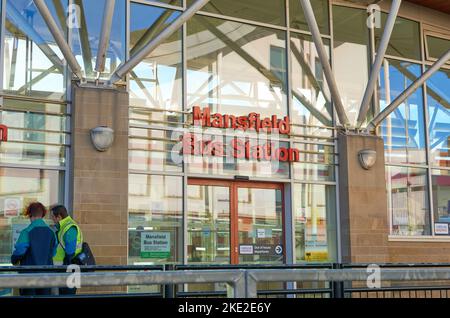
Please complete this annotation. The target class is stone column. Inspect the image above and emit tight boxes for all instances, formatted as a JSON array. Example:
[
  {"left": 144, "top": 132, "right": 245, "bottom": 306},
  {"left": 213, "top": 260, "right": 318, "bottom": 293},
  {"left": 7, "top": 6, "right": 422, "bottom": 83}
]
[
  {"left": 338, "top": 132, "right": 389, "bottom": 263},
  {"left": 71, "top": 85, "right": 128, "bottom": 266}
]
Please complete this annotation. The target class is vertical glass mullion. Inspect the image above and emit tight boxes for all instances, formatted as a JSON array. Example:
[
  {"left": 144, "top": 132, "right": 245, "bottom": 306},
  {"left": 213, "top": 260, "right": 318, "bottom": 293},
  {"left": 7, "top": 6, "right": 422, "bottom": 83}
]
[
  {"left": 420, "top": 21, "right": 435, "bottom": 236},
  {"left": 329, "top": 0, "right": 342, "bottom": 262},
  {"left": 182, "top": 7, "right": 188, "bottom": 265},
  {"left": 286, "top": 0, "right": 296, "bottom": 265}
]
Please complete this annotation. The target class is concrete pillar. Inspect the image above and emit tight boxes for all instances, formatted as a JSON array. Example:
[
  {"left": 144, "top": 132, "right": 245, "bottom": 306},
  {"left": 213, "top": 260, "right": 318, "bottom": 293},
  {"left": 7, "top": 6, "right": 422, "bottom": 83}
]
[
  {"left": 71, "top": 85, "right": 129, "bottom": 266},
  {"left": 338, "top": 132, "right": 389, "bottom": 263}
]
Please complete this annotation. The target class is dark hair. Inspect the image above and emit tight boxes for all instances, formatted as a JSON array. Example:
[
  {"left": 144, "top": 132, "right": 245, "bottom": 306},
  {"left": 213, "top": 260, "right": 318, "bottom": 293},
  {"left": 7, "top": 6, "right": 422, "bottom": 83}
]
[
  {"left": 25, "top": 202, "right": 47, "bottom": 218},
  {"left": 50, "top": 205, "right": 69, "bottom": 219}
]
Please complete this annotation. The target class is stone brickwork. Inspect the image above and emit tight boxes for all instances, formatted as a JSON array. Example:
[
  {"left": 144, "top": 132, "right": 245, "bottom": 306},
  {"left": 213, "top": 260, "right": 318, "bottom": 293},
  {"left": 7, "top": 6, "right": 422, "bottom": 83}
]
[
  {"left": 338, "top": 133, "right": 389, "bottom": 263},
  {"left": 71, "top": 85, "right": 128, "bottom": 266}
]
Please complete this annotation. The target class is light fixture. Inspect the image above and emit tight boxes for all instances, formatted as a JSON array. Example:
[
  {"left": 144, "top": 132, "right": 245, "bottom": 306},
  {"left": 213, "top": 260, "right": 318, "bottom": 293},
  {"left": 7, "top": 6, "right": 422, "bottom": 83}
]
[
  {"left": 358, "top": 149, "right": 377, "bottom": 170},
  {"left": 90, "top": 126, "right": 114, "bottom": 152}
]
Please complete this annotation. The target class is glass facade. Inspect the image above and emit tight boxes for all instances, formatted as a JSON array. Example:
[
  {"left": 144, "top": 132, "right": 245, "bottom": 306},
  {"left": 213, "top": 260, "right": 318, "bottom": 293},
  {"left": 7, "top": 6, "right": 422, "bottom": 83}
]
[
  {"left": 0, "top": 0, "right": 448, "bottom": 274},
  {"left": 127, "top": 0, "right": 339, "bottom": 266}
]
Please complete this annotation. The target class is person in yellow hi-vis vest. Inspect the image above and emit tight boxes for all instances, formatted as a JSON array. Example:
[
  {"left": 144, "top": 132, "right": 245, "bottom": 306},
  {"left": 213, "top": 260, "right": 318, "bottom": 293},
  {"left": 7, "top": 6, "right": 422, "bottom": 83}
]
[{"left": 50, "top": 205, "right": 83, "bottom": 295}]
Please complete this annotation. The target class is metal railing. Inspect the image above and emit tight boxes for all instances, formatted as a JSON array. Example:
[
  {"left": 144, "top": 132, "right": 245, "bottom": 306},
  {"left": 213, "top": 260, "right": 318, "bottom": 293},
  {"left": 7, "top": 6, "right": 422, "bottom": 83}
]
[{"left": 2, "top": 263, "right": 450, "bottom": 298}]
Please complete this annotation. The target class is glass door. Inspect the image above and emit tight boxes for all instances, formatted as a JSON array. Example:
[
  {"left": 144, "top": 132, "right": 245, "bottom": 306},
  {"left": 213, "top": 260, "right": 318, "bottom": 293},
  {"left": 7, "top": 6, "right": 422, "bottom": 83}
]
[
  {"left": 235, "top": 183, "right": 284, "bottom": 265},
  {"left": 187, "top": 179, "right": 285, "bottom": 265}
]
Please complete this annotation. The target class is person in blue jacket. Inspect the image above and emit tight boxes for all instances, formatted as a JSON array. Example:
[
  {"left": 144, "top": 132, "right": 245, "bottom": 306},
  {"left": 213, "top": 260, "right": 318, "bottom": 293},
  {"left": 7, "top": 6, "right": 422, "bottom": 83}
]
[{"left": 11, "top": 202, "right": 58, "bottom": 296}]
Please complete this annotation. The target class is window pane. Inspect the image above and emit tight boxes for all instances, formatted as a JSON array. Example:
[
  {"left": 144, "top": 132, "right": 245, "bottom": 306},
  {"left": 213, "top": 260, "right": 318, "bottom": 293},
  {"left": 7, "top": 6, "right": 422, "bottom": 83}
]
[
  {"left": 387, "top": 166, "right": 431, "bottom": 236},
  {"left": 72, "top": 0, "right": 126, "bottom": 80},
  {"left": 140, "top": 0, "right": 181, "bottom": 6},
  {"left": 290, "top": 33, "right": 333, "bottom": 137},
  {"left": 187, "top": 184, "right": 230, "bottom": 263},
  {"left": 379, "top": 60, "right": 426, "bottom": 165},
  {"left": 375, "top": 14, "right": 421, "bottom": 61},
  {"left": 290, "top": 0, "right": 329, "bottom": 35},
  {"left": 293, "top": 143, "right": 335, "bottom": 181},
  {"left": 129, "top": 128, "right": 183, "bottom": 173},
  {"left": 0, "top": 168, "right": 63, "bottom": 265},
  {"left": 2, "top": 98, "right": 67, "bottom": 115},
  {"left": 128, "top": 175, "right": 183, "bottom": 265},
  {"left": 184, "top": 133, "right": 291, "bottom": 179},
  {"left": 187, "top": 15, "right": 288, "bottom": 118},
  {"left": 426, "top": 35, "right": 450, "bottom": 61},
  {"left": 3, "top": 0, "right": 67, "bottom": 100},
  {"left": 427, "top": 68, "right": 450, "bottom": 168},
  {"left": 187, "top": 0, "right": 286, "bottom": 26},
  {"left": 0, "top": 98, "right": 68, "bottom": 167},
  {"left": 294, "top": 184, "right": 336, "bottom": 262},
  {"left": 129, "top": 4, "right": 182, "bottom": 114},
  {"left": 432, "top": 170, "right": 450, "bottom": 232},
  {"left": 332, "top": 6, "right": 370, "bottom": 125}
]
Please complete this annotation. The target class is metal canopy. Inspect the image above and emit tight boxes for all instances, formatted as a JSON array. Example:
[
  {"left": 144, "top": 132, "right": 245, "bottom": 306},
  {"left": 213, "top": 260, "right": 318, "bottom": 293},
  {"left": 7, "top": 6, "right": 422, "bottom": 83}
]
[
  {"left": 95, "top": 0, "right": 116, "bottom": 74},
  {"left": 368, "top": 49, "right": 450, "bottom": 131},
  {"left": 33, "top": 0, "right": 84, "bottom": 81},
  {"left": 110, "top": 0, "right": 211, "bottom": 84},
  {"left": 299, "top": 0, "right": 350, "bottom": 127},
  {"left": 26, "top": 0, "right": 449, "bottom": 136},
  {"left": 356, "top": 0, "right": 402, "bottom": 128}
]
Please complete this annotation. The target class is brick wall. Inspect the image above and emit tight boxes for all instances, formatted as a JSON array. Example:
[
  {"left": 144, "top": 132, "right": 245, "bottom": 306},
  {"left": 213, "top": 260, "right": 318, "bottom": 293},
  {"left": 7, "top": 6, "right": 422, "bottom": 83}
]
[{"left": 71, "top": 85, "right": 128, "bottom": 267}]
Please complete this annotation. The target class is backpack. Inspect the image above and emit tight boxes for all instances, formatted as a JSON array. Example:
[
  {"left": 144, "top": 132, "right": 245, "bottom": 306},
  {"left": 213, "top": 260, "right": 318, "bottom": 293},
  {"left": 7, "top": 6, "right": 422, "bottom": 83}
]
[{"left": 72, "top": 242, "right": 96, "bottom": 266}]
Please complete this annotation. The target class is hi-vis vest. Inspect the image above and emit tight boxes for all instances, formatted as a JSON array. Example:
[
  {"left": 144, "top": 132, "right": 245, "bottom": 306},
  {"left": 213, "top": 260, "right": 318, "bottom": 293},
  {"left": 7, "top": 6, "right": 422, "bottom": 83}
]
[{"left": 53, "top": 216, "right": 83, "bottom": 265}]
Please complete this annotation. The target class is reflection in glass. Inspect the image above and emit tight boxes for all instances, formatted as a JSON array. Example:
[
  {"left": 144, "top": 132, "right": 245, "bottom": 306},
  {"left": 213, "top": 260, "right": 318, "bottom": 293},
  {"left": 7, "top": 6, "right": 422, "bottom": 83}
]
[
  {"left": 386, "top": 166, "right": 431, "bottom": 236},
  {"left": 290, "top": 0, "right": 329, "bottom": 34},
  {"left": 129, "top": 128, "right": 182, "bottom": 173},
  {"left": 426, "top": 36, "right": 450, "bottom": 61},
  {"left": 0, "top": 98, "right": 68, "bottom": 167},
  {"left": 71, "top": 0, "right": 125, "bottom": 79},
  {"left": 129, "top": 4, "right": 182, "bottom": 114},
  {"left": 375, "top": 14, "right": 421, "bottom": 61},
  {"left": 379, "top": 60, "right": 426, "bottom": 165},
  {"left": 185, "top": 135, "right": 290, "bottom": 179},
  {"left": 128, "top": 174, "right": 183, "bottom": 264},
  {"left": 290, "top": 33, "right": 332, "bottom": 137},
  {"left": 332, "top": 6, "right": 370, "bottom": 125},
  {"left": 3, "top": 0, "right": 67, "bottom": 99},
  {"left": 293, "top": 143, "right": 335, "bottom": 181},
  {"left": 142, "top": 0, "right": 182, "bottom": 6},
  {"left": 238, "top": 187, "right": 283, "bottom": 264},
  {"left": 432, "top": 170, "right": 450, "bottom": 226},
  {"left": 293, "top": 184, "right": 336, "bottom": 262},
  {"left": 187, "top": 185, "right": 230, "bottom": 263},
  {"left": 187, "top": 15, "right": 288, "bottom": 118},
  {"left": 187, "top": 0, "right": 286, "bottom": 26},
  {"left": 0, "top": 168, "right": 63, "bottom": 265},
  {"left": 427, "top": 68, "right": 450, "bottom": 168}
]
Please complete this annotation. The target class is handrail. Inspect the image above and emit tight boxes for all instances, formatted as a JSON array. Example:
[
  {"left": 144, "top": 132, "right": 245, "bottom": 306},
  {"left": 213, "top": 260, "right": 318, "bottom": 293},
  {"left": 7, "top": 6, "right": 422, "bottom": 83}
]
[{"left": 2, "top": 266, "right": 450, "bottom": 298}]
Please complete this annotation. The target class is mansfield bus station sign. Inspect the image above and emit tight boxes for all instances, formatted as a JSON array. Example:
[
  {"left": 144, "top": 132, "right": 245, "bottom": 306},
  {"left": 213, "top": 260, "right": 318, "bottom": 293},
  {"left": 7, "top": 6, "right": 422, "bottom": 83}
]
[{"left": 177, "top": 107, "right": 301, "bottom": 163}]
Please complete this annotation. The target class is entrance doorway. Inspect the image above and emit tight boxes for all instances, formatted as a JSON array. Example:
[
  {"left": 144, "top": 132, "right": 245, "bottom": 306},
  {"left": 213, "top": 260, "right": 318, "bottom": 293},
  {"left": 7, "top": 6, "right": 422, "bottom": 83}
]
[{"left": 187, "top": 179, "right": 285, "bottom": 265}]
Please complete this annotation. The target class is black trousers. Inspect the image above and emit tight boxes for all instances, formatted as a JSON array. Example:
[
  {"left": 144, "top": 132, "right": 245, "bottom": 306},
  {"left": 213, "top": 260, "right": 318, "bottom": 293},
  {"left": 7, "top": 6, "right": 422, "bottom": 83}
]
[
  {"left": 19, "top": 288, "right": 52, "bottom": 296},
  {"left": 59, "top": 287, "right": 77, "bottom": 295}
]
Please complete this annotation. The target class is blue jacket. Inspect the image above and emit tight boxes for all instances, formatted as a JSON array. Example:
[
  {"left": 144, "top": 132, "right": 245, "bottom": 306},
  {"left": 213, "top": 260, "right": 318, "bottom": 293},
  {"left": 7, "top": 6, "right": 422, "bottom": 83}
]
[{"left": 11, "top": 219, "right": 58, "bottom": 266}]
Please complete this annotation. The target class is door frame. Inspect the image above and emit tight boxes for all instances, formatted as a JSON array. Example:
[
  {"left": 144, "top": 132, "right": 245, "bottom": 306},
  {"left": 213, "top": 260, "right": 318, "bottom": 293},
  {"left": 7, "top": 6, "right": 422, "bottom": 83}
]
[{"left": 187, "top": 178, "right": 286, "bottom": 265}]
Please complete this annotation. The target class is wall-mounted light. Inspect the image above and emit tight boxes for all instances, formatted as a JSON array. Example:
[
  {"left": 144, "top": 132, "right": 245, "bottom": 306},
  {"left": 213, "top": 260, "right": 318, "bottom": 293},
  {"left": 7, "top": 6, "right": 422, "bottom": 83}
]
[
  {"left": 358, "top": 149, "right": 377, "bottom": 170},
  {"left": 90, "top": 126, "right": 114, "bottom": 152}
]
